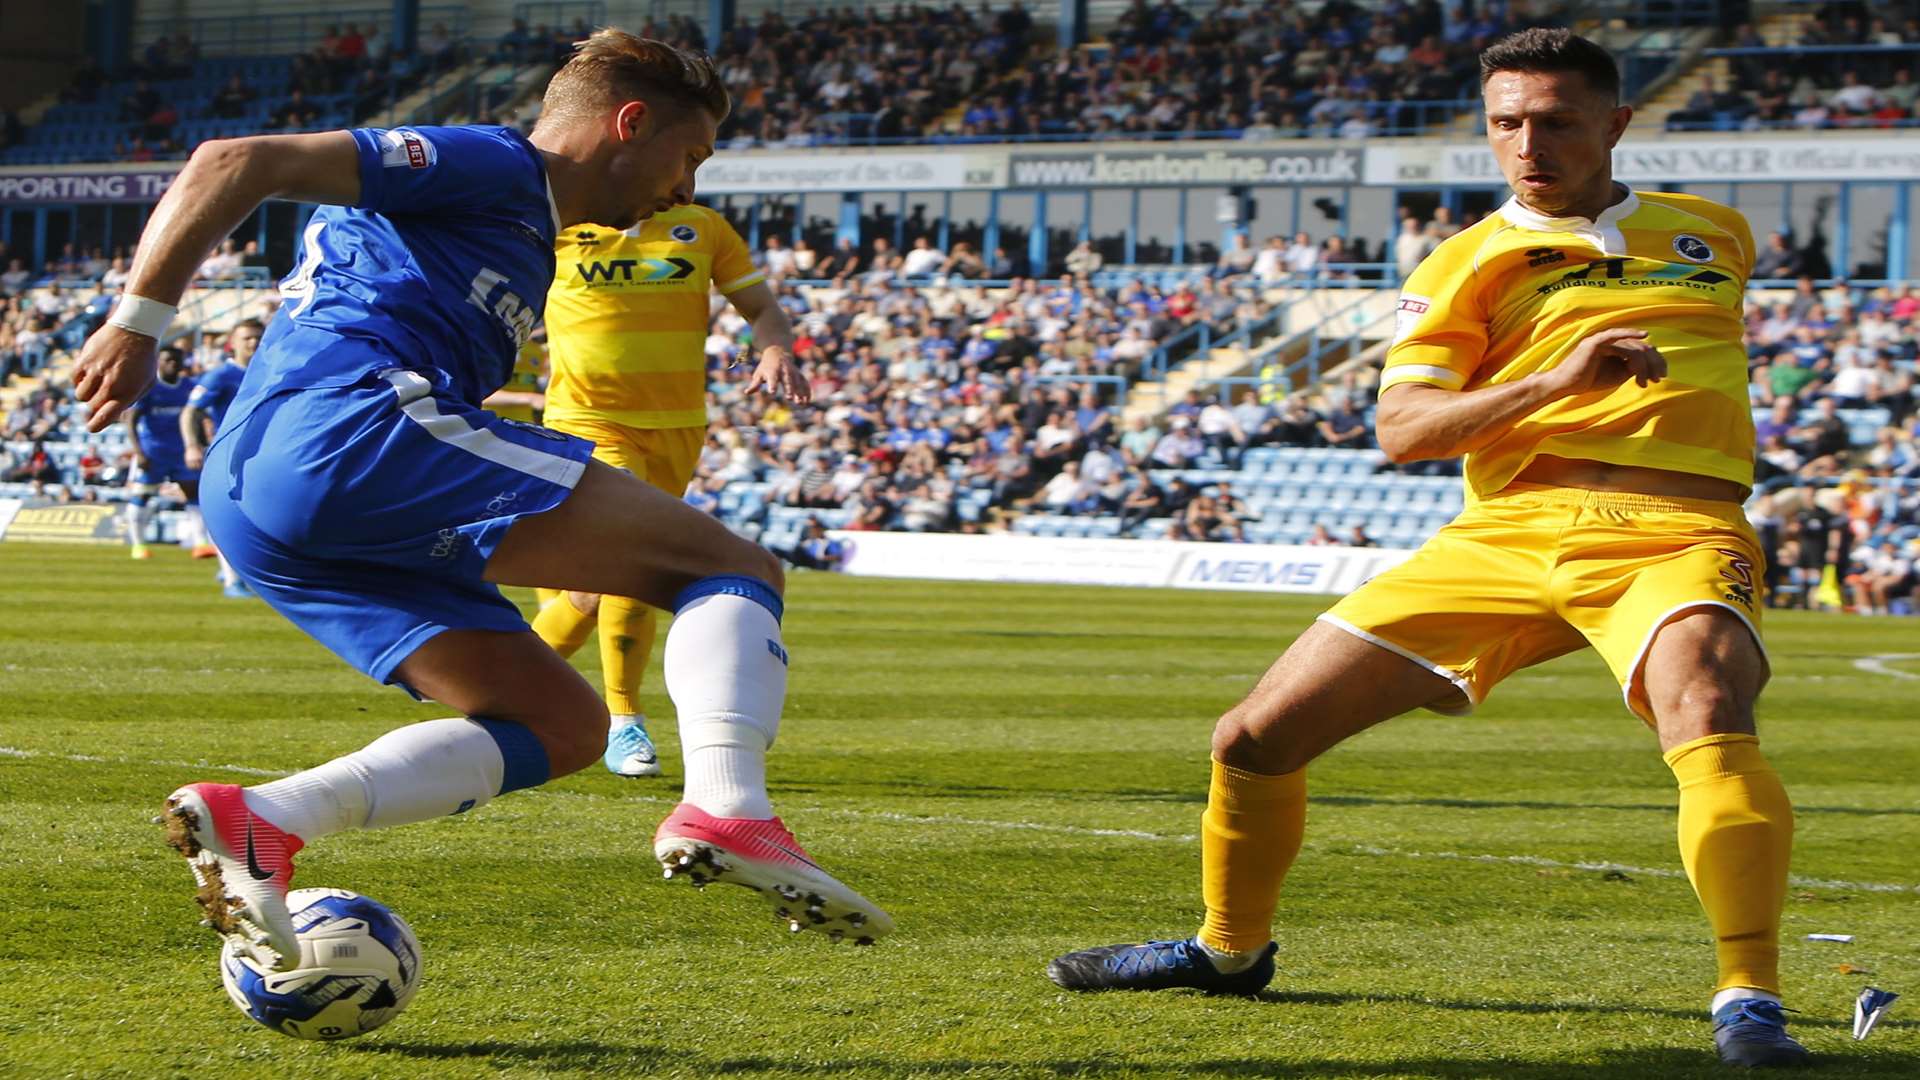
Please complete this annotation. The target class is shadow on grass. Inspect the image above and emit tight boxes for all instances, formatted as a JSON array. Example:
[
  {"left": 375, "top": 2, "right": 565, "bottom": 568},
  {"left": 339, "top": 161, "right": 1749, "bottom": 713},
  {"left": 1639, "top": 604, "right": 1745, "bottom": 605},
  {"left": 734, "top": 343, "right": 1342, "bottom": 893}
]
[
  {"left": 352, "top": 1039, "right": 1916, "bottom": 1077},
  {"left": 1256, "top": 987, "right": 1888, "bottom": 1031}
]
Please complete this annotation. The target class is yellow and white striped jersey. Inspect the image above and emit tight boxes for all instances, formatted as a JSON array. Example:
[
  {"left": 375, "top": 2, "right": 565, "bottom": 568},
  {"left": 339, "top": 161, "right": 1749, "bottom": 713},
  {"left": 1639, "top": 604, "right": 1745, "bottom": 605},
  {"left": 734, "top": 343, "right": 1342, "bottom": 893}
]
[
  {"left": 543, "top": 203, "right": 763, "bottom": 429},
  {"left": 1383, "top": 189, "right": 1756, "bottom": 497}
]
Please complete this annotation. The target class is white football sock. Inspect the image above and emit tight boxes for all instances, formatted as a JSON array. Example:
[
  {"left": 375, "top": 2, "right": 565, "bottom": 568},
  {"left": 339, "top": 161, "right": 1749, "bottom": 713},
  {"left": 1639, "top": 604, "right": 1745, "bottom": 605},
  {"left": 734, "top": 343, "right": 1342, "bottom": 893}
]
[
  {"left": 1712, "top": 987, "right": 1780, "bottom": 1015},
  {"left": 609, "top": 712, "right": 645, "bottom": 734},
  {"left": 215, "top": 549, "right": 238, "bottom": 586},
  {"left": 1195, "top": 936, "right": 1265, "bottom": 973},
  {"left": 181, "top": 503, "right": 206, "bottom": 548},
  {"left": 242, "top": 717, "right": 549, "bottom": 839},
  {"left": 124, "top": 498, "right": 149, "bottom": 544},
  {"left": 664, "top": 582, "right": 786, "bottom": 819}
]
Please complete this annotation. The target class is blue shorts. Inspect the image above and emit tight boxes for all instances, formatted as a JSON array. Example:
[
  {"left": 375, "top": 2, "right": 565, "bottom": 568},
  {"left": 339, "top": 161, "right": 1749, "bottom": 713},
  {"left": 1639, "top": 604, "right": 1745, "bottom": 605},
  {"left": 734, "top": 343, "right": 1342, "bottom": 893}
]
[
  {"left": 201, "top": 368, "right": 596, "bottom": 687},
  {"left": 131, "top": 450, "right": 199, "bottom": 488}
]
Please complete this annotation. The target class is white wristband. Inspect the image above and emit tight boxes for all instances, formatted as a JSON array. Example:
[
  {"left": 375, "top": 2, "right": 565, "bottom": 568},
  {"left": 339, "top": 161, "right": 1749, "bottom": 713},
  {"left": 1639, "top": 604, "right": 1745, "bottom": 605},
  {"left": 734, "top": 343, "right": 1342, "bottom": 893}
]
[{"left": 107, "top": 294, "right": 179, "bottom": 340}]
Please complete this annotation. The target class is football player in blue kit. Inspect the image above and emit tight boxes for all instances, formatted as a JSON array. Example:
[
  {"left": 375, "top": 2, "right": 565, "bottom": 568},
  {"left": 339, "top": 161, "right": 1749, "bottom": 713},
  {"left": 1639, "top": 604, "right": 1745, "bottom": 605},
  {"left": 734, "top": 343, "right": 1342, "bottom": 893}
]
[
  {"left": 180, "top": 318, "right": 262, "bottom": 594},
  {"left": 122, "top": 344, "right": 197, "bottom": 560},
  {"left": 72, "top": 30, "right": 891, "bottom": 973}
]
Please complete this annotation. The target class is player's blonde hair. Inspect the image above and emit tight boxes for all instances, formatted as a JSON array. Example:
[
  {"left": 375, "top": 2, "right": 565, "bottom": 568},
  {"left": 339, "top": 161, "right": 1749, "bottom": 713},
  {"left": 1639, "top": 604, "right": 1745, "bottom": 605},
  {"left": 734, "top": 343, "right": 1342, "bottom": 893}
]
[{"left": 540, "top": 28, "right": 730, "bottom": 127}]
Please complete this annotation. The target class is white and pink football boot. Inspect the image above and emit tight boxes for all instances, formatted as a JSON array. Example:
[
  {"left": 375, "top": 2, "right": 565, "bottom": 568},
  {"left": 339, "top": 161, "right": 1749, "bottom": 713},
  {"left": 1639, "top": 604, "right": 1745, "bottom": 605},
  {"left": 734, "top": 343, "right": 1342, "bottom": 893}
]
[
  {"left": 158, "top": 782, "right": 304, "bottom": 970},
  {"left": 654, "top": 803, "right": 892, "bottom": 944}
]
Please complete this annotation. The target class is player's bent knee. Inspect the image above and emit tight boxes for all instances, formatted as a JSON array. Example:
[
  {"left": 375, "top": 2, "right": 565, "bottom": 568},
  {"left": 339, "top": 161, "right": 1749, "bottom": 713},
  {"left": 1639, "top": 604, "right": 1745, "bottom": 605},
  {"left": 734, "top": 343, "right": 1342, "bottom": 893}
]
[
  {"left": 1211, "top": 705, "right": 1314, "bottom": 775},
  {"left": 391, "top": 630, "right": 610, "bottom": 778},
  {"left": 525, "top": 688, "right": 610, "bottom": 777},
  {"left": 1649, "top": 679, "right": 1753, "bottom": 741},
  {"left": 705, "top": 539, "right": 784, "bottom": 597},
  {"left": 548, "top": 726, "right": 607, "bottom": 777}
]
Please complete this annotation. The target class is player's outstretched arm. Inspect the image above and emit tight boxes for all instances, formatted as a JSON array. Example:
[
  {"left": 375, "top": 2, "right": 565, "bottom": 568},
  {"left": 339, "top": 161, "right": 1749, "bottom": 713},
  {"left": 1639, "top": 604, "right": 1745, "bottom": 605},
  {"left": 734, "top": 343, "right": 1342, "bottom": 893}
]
[
  {"left": 75, "top": 132, "right": 361, "bottom": 431},
  {"left": 728, "top": 282, "right": 809, "bottom": 404},
  {"left": 1376, "top": 328, "right": 1666, "bottom": 462}
]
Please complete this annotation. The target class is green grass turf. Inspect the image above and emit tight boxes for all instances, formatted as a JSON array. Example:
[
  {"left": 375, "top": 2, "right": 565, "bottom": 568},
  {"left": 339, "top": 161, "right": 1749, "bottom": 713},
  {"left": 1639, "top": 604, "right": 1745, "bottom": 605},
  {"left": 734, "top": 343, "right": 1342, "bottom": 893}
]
[{"left": 1, "top": 542, "right": 1916, "bottom": 1079}]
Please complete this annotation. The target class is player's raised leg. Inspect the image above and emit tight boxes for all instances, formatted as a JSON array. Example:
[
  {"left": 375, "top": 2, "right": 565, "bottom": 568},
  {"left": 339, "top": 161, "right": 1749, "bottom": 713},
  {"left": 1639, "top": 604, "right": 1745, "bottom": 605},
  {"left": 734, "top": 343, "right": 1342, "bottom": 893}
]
[
  {"left": 489, "top": 460, "right": 892, "bottom": 942},
  {"left": 161, "top": 631, "right": 599, "bottom": 969},
  {"left": 1047, "top": 622, "right": 1460, "bottom": 992},
  {"left": 1638, "top": 609, "right": 1806, "bottom": 1068}
]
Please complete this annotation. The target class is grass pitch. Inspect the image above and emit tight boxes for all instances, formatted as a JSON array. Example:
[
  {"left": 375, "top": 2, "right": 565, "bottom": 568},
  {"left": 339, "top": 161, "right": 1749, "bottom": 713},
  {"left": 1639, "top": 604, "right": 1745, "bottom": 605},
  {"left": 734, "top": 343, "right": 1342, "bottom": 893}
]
[{"left": 1, "top": 542, "right": 1916, "bottom": 1079}]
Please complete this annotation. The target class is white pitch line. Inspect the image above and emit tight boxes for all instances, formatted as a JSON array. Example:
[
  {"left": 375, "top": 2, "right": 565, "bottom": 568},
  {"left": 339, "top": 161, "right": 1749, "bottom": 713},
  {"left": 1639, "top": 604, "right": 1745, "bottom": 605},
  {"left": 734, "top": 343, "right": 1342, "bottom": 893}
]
[
  {"left": 0, "top": 745, "right": 291, "bottom": 778},
  {"left": 1853, "top": 653, "right": 1920, "bottom": 681},
  {"left": 1339, "top": 844, "right": 1920, "bottom": 895},
  {"left": 7, "top": 745, "right": 1915, "bottom": 894}
]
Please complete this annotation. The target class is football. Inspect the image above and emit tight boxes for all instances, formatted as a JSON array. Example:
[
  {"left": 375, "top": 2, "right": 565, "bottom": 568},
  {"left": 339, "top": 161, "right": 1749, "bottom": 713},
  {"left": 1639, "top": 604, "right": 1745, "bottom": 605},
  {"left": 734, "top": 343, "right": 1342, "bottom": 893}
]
[{"left": 218, "top": 888, "right": 422, "bottom": 1040}]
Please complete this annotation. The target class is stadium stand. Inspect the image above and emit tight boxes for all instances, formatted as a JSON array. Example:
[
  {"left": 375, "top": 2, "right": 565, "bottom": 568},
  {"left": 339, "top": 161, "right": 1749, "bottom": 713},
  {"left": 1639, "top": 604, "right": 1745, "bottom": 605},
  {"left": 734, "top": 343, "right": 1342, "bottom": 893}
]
[
  {"left": 3, "top": 0, "right": 1539, "bottom": 156},
  {"left": 4, "top": 15, "right": 501, "bottom": 165},
  {"left": 1659, "top": 5, "right": 1920, "bottom": 131},
  {"left": 703, "top": 0, "right": 1515, "bottom": 146}
]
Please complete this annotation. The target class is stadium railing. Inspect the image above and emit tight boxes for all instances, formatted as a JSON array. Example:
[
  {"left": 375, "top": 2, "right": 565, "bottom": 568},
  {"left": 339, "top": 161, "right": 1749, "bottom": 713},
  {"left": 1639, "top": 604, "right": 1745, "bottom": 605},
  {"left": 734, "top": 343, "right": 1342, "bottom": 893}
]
[{"left": 1205, "top": 290, "right": 1393, "bottom": 401}]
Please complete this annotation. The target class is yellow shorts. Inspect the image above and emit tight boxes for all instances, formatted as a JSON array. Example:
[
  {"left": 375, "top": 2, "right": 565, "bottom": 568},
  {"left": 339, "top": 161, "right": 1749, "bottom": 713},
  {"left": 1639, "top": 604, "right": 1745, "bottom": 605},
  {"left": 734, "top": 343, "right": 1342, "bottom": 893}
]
[
  {"left": 1321, "top": 484, "right": 1766, "bottom": 723},
  {"left": 544, "top": 416, "right": 703, "bottom": 496}
]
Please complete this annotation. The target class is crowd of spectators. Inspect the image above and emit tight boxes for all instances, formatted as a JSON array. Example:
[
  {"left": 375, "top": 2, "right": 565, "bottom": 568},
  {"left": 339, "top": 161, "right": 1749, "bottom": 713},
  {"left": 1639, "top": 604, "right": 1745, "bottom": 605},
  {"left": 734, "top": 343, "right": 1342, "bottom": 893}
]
[
  {"left": 1669, "top": 9, "right": 1920, "bottom": 132},
  {"left": 1, "top": 257, "right": 110, "bottom": 493},
  {"left": 696, "top": 4, "right": 1028, "bottom": 148},
  {"left": 80, "top": 0, "right": 1530, "bottom": 153},
  {"left": 979, "top": 0, "right": 1520, "bottom": 142},
  {"left": 624, "top": 243, "right": 1408, "bottom": 545},
  {"left": 21, "top": 0, "right": 1920, "bottom": 157},
  {"left": 1735, "top": 274, "right": 1920, "bottom": 611},
  {"left": 675, "top": 0, "right": 1530, "bottom": 146}
]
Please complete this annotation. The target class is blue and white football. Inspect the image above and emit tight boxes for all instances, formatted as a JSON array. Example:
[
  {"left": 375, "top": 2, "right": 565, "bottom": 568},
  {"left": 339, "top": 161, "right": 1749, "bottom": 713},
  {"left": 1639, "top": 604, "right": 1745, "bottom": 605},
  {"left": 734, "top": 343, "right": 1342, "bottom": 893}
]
[{"left": 219, "top": 887, "right": 422, "bottom": 1040}]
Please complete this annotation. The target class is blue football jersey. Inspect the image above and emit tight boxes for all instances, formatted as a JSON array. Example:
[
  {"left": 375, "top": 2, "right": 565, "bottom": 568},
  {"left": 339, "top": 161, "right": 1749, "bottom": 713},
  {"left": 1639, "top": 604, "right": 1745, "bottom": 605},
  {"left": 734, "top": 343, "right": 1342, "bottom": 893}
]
[
  {"left": 189, "top": 362, "right": 247, "bottom": 431},
  {"left": 240, "top": 125, "right": 558, "bottom": 412},
  {"left": 131, "top": 373, "right": 196, "bottom": 452}
]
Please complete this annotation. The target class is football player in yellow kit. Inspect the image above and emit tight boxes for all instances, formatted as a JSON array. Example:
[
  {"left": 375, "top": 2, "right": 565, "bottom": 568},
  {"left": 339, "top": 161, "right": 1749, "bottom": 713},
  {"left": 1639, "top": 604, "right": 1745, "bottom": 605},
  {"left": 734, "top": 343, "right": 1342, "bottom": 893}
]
[
  {"left": 534, "top": 201, "right": 807, "bottom": 777},
  {"left": 1048, "top": 29, "right": 1807, "bottom": 1068}
]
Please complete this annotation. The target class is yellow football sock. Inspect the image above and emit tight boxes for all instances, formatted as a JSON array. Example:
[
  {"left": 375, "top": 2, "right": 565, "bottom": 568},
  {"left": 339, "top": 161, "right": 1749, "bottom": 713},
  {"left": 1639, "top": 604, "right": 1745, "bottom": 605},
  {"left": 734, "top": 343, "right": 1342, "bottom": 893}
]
[
  {"left": 531, "top": 592, "right": 597, "bottom": 659},
  {"left": 1665, "top": 732, "right": 1793, "bottom": 996},
  {"left": 599, "top": 595, "right": 660, "bottom": 718},
  {"left": 535, "top": 587, "right": 561, "bottom": 607},
  {"left": 1198, "top": 758, "right": 1306, "bottom": 955}
]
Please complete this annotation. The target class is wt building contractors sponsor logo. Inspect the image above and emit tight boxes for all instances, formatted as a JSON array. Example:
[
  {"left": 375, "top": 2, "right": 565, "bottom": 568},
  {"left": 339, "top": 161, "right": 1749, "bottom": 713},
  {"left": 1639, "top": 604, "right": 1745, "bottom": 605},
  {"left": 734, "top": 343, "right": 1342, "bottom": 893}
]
[{"left": 1011, "top": 148, "right": 1362, "bottom": 188}]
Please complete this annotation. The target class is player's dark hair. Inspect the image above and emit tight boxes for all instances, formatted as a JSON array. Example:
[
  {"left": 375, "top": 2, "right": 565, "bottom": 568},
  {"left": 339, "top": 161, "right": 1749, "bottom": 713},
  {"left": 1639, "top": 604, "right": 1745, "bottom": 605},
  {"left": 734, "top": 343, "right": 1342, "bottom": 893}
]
[
  {"left": 542, "top": 29, "right": 730, "bottom": 126},
  {"left": 1479, "top": 28, "right": 1621, "bottom": 103},
  {"left": 231, "top": 318, "right": 264, "bottom": 335}
]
